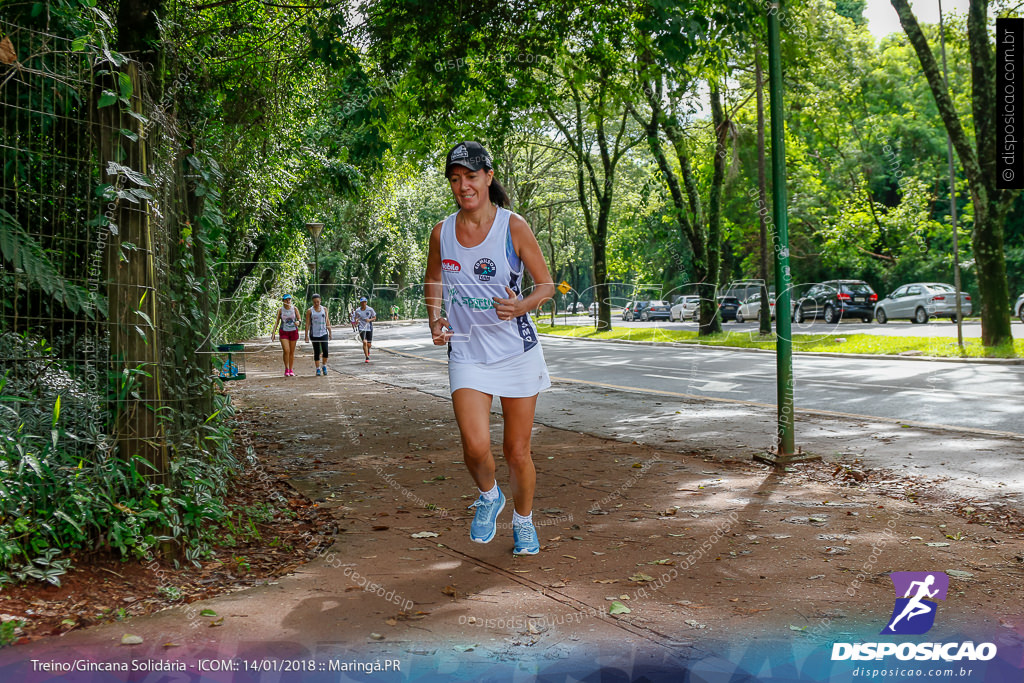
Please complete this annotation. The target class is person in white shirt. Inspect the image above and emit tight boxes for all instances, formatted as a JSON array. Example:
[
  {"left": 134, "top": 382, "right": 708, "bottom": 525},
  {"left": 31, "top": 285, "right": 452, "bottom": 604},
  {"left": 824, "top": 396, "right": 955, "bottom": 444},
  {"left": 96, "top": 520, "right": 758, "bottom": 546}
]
[
  {"left": 351, "top": 297, "right": 376, "bottom": 363},
  {"left": 425, "top": 140, "right": 554, "bottom": 556},
  {"left": 271, "top": 294, "right": 300, "bottom": 376},
  {"left": 304, "top": 293, "right": 332, "bottom": 376}
]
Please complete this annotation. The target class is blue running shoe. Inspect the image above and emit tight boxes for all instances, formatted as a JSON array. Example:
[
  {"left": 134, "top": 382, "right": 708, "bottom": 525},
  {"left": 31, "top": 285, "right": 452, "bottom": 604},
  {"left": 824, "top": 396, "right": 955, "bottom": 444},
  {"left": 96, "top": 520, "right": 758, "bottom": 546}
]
[
  {"left": 468, "top": 487, "right": 505, "bottom": 543},
  {"left": 513, "top": 520, "right": 540, "bottom": 555}
]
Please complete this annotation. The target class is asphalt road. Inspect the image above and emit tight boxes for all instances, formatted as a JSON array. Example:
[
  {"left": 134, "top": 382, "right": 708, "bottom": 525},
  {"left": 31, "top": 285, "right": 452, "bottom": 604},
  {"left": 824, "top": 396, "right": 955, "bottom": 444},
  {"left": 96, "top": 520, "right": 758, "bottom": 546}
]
[{"left": 376, "top": 323, "right": 1024, "bottom": 436}]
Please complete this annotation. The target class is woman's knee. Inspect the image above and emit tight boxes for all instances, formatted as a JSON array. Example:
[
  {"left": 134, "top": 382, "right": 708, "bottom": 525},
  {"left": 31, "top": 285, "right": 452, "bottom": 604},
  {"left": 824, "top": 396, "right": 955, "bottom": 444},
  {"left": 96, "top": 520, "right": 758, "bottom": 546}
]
[
  {"left": 462, "top": 437, "right": 491, "bottom": 461},
  {"left": 503, "top": 442, "right": 533, "bottom": 466}
]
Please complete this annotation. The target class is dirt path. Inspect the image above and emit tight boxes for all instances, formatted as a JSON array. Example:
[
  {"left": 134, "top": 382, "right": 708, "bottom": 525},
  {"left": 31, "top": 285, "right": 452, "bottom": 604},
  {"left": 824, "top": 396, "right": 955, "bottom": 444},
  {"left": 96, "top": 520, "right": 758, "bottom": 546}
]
[{"left": 3, "top": 334, "right": 1023, "bottom": 681}]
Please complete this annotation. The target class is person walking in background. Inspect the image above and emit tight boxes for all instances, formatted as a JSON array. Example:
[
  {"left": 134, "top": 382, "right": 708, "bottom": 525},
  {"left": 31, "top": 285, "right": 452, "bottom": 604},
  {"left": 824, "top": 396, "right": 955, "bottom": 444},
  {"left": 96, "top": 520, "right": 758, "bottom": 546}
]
[
  {"left": 272, "top": 293, "right": 300, "bottom": 376},
  {"left": 390, "top": 303, "right": 400, "bottom": 321},
  {"left": 351, "top": 296, "right": 377, "bottom": 363},
  {"left": 425, "top": 140, "right": 554, "bottom": 556},
  {"left": 304, "top": 293, "right": 332, "bottom": 376}
]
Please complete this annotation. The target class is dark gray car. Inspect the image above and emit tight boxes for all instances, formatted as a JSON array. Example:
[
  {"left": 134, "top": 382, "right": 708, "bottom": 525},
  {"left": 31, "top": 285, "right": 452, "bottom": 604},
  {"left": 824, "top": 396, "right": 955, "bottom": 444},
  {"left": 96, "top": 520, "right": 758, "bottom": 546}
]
[{"left": 874, "top": 282, "right": 972, "bottom": 324}]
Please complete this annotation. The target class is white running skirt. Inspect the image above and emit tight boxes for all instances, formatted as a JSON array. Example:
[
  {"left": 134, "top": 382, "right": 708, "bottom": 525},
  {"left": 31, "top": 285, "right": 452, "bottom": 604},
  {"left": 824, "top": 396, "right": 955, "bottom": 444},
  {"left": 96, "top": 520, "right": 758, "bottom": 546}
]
[{"left": 448, "top": 344, "right": 551, "bottom": 398}]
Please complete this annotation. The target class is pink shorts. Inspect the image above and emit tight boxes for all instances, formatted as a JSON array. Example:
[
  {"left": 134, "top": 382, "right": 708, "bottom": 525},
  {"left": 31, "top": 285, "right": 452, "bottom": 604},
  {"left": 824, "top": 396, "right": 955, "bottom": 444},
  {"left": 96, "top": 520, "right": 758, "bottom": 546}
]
[{"left": 279, "top": 330, "right": 299, "bottom": 341}]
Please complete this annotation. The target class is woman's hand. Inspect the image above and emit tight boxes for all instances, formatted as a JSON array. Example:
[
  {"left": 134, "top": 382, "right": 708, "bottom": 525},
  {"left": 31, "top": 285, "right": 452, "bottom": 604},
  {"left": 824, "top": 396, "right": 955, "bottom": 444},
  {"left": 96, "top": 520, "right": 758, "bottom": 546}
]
[
  {"left": 492, "top": 286, "right": 522, "bottom": 321},
  {"left": 431, "top": 317, "right": 453, "bottom": 345}
]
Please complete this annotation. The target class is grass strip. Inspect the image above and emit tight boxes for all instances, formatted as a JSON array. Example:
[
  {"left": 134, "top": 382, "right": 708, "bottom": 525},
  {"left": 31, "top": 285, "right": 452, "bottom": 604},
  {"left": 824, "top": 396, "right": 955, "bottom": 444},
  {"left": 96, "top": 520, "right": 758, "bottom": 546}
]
[{"left": 535, "top": 323, "right": 1022, "bottom": 359}]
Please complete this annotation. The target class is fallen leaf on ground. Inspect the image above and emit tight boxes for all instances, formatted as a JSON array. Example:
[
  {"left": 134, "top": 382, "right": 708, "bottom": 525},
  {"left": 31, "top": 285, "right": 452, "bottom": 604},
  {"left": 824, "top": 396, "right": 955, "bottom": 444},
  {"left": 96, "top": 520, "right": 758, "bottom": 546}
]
[
  {"left": 609, "top": 601, "right": 631, "bottom": 615},
  {"left": 121, "top": 634, "right": 143, "bottom": 645},
  {"left": 629, "top": 573, "right": 655, "bottom": 583},
  {"left": 411, "top": 531, "right": 439, "bottom": 538},
  {"left": 442, "top": 585, "right": 457, "bottom": 597}
]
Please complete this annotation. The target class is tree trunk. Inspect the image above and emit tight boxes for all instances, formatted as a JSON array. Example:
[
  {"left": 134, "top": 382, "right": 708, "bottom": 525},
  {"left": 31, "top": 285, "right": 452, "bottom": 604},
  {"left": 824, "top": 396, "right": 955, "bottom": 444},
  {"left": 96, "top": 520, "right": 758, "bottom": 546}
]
[
  {"left": 98, "top": 63, "right": 169, "bottom": 489},
  {"left": 703, "top": 82, "right": 727, "bottom": 336},
  {"left": 890, "top": 0, "right": 1013, "bottom": 346}
]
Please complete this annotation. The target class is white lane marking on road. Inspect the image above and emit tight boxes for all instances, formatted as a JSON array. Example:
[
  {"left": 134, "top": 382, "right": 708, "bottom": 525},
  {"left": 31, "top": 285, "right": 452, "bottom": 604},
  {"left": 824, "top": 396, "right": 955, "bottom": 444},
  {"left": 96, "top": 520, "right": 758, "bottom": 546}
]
[{"left": 642, "top": 375, "right": 741, "bottom": 393}]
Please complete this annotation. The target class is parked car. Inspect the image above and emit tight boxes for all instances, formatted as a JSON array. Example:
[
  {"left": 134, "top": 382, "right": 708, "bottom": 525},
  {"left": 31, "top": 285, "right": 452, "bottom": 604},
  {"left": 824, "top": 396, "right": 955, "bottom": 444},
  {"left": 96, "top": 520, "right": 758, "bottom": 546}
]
[
  {"left": 623, "top": 300, "right": 671, "bottom": 322},
  {"left": 638, "top": 300, "right": 671, "bottom": 321},
  {"left": 735, "top": 292, "right": 775, "bottom": 323},
  {"left": 564, "top": 302, "right": 587, "bottom": 314},
  {"left": 670, "top": 296, "right": 700, "bottom": 322},
  {"left": 588, "top": 301, "right": 599, "bottom": 316},
  {"left": 874, "top": 282, "right": 972, "bottom": 324},
  {"left": 688, "top": 296, "right": 740, "bottom": 322},
  {"left": 714, "top": 296, "right": 741, "bottom": 322},
  {"left": 793, "top": 280, "right": 878, "bottom": 324},
  {"left": 1016, "top": 293, "right": 1024, "bottom": 323},
  {"left": 621, "top": 301, "right": 639, "bottom": 321}
]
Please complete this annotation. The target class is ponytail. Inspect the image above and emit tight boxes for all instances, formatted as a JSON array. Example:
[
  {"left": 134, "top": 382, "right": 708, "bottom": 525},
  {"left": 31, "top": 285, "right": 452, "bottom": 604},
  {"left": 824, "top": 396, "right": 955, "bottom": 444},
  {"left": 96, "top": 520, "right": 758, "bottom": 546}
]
[{"left": 489, "top": 177, "right": 512, "bottom": 209}]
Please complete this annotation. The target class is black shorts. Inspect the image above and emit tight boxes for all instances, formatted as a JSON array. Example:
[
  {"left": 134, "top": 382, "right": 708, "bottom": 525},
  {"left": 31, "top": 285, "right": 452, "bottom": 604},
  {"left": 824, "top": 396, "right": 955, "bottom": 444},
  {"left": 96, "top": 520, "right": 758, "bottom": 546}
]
[
  {"left": 359, "top": 330, "right": 373, "bottom": 342},
  {"left": 311, "top": 334, "right": 329, "bottom": 360}
]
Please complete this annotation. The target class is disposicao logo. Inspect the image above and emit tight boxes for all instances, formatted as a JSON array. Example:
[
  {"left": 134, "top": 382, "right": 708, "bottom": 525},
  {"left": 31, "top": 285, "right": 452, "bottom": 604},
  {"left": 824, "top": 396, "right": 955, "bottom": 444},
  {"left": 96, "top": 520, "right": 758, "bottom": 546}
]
[
  {"left": 881, "top": 571, "right": 947, "bottom": 635},
  {"left": 831, "top": 571, "right": 997, "bottom": 663},
  {"left": 441, "top": 259, "right": 461, "bottom": 273}
]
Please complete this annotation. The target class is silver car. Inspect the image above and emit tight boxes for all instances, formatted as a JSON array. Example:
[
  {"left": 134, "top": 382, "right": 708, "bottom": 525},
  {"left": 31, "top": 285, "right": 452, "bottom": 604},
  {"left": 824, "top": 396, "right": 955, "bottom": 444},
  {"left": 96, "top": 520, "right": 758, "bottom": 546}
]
[
  {"left": 670, "top": 295, "right": 700, "bottom": 321},
  {"left": 874, "top": 282, "right": 972, "bottom": 324},
  {"left": 1015, "top": 293, "right": 1024, "bottom": 323},
  {"left": 735, "top": 292, "right": 775, "bottom": 323}
]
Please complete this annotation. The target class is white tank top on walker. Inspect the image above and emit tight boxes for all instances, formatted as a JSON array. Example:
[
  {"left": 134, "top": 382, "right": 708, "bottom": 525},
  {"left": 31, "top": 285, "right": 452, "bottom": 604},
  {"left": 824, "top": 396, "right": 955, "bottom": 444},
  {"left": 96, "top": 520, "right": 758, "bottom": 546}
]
[
  {"left": 279, "top": 306, "right": 299, "bottom": 332},
  {"left": 440, "top": 207, "right": 539, "bottom": 365},
  {"left": 308, "top": 306, "right": 328, "bottom": 337}
]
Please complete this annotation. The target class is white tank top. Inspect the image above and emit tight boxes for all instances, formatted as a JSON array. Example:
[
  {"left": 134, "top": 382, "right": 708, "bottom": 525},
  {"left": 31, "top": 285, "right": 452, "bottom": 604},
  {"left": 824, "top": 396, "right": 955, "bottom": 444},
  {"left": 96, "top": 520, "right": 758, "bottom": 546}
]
[
  {"left": 279, "top": 306, "right": 299, "bottom": 331},
  {"left": 440, "top": 207, "right": 539, "bottom": 364},
  {"left": 308, "top": 306, "right": 327, "bottom": 337}
]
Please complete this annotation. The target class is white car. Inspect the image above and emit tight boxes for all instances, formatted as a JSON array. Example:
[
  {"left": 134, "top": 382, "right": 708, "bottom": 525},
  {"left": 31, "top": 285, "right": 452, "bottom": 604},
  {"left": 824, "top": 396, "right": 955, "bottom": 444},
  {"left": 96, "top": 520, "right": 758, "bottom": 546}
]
[
  {"left": 875, "top": 282, "right": 972, "bottom": 324},
  {"left": 670, "top": 296, "right": 700, "bottom": 322},
  {"left": 1016, "top": 292, "right": 1024, "bottom": 323},
  {"left": 735, "top": 292, "right": 775, "bottom": 323}
]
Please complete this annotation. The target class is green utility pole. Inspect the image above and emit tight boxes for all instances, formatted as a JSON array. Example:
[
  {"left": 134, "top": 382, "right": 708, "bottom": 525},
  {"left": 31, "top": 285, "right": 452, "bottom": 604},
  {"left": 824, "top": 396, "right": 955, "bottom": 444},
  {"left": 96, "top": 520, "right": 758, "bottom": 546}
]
[{"left": 755, "top": 1, "right": 817, "bottom": 466}]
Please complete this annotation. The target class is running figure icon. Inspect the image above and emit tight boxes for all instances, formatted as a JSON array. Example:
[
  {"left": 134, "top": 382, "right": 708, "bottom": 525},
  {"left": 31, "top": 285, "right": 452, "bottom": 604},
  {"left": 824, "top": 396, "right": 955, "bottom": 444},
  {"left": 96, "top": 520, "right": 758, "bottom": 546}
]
[{"left": 880, "top": 571, "right": 949, "bottom": 635}]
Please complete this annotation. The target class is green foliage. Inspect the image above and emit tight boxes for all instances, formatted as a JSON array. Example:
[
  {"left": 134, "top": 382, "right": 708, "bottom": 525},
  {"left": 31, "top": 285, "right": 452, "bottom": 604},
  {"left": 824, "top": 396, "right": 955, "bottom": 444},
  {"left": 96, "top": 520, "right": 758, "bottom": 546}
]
[
  {"left": 0, "top": 210, "right": 105, "bottom": 318},
  {"left": 0, "top": 365, "right": 245, "bottom": 583}
]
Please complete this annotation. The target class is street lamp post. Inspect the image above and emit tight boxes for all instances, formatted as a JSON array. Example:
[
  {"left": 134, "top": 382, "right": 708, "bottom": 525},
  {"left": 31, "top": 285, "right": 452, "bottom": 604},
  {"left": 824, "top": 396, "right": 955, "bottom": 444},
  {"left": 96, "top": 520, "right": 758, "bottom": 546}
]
[
  {"left": 754, "top": 0, "right": 819, "bottom": 467},
  {"left": 306, "top": 222, "right": 324, "bottom": 293},
  {"left": 938, "top": 0, "right": 963, "bottom": 349}
]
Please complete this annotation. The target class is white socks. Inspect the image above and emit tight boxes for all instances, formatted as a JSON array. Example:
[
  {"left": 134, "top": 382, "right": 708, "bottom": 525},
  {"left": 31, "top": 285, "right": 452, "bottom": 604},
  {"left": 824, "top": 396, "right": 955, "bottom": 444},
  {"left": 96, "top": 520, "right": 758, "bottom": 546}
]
[
  {"left": 479, "top": 483, "right": 499, "bottom": 502},
  {"left": 512, "top": 511, "right": 532, "bottom": 526}
]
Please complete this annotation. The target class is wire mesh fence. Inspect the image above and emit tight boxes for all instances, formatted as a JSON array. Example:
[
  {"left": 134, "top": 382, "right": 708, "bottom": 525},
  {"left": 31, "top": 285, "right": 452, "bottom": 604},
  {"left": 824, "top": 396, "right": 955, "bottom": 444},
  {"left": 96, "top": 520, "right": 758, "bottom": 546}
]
[{"left": 0, "top": 19, "right": 234, "bottom": 567}]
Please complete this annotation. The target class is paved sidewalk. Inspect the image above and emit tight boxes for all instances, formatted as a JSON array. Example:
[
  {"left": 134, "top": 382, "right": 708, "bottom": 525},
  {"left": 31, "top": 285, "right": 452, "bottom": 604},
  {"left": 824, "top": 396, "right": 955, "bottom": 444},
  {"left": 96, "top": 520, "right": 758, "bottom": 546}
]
[{"left": 2, "top": 341, "right": 1022, "bottom": 681}]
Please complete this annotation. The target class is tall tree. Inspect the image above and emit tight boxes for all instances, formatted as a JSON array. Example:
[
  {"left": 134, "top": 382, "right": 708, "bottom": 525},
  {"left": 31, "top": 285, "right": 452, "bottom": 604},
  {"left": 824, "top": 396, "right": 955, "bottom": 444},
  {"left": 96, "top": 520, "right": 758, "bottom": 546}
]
[
  {"left": 890, "top": 0, "right": 1014, "bottom": 346},
  {"left": 543, "top": 56, "right": 645, "bottom": 331}
]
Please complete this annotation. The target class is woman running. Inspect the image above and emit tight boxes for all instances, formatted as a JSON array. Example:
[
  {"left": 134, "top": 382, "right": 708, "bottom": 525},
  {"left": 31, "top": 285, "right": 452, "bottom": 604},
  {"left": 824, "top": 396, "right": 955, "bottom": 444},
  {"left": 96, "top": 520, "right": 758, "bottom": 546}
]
[
  {"left": 351, "top": 297, "right": 377, "bottom": 363},
  {"left": 272, "top": 293, "right": 300, "bottom": 376},
  {"left": 425, "top": 140, "right": 554, "bottom": 556},
  {"left": 304, "top": 293, "right": 333, "bottom": 376}
]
